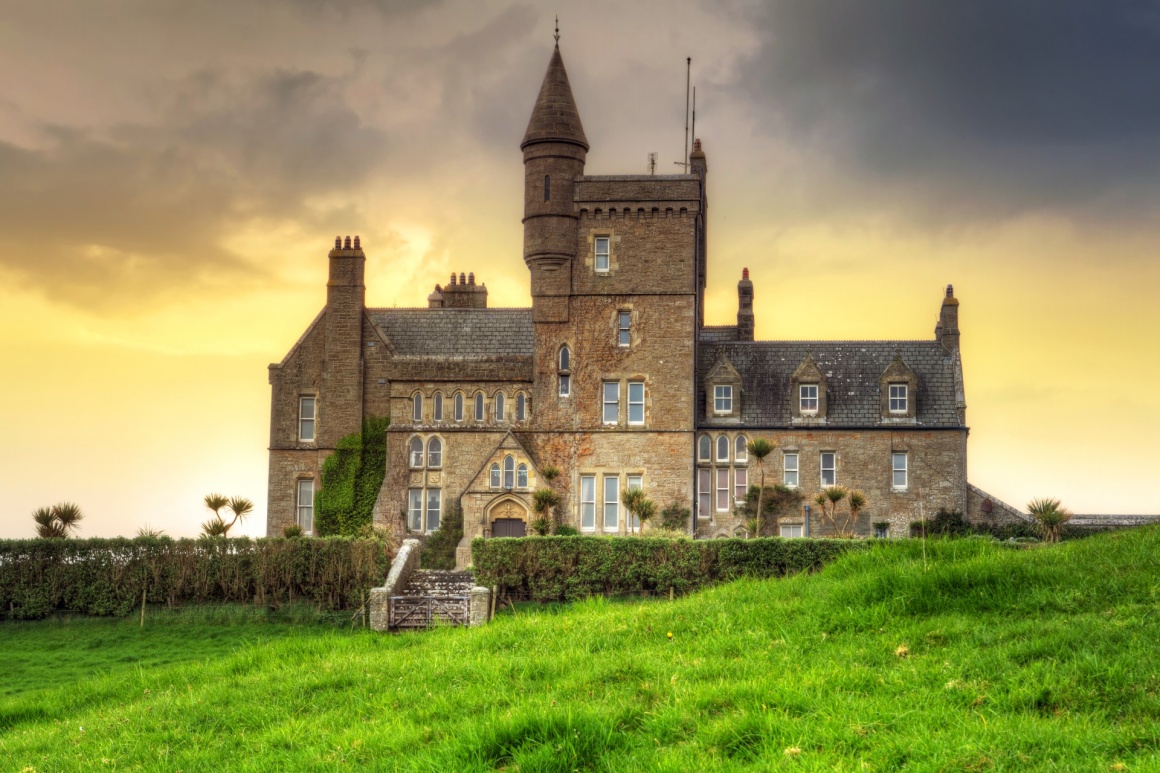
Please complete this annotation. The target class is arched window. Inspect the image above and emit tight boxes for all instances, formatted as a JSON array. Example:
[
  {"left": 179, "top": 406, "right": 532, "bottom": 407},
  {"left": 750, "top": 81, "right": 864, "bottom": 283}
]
[
  {"left": 433, "top": 393, "right": 444, "bottom": 422},
  {"left": 412, "top": 393, "right": 423, "bottom": 422},
  {"left": 698, "top": 434, "right": 711, "bottom": 462},
  {"left": 558, "top": 346, "right": 571, "bottom": 397},
  {"left": 408, "top": 437, "right": 424, "bottom": 468},
  {"left": 544, "top": 174, "right": 550, "bottom": 201},
  {"left": 716, "top": 436, "right": 730, "bottom": 463},
  {"left": 454, "top": 393, "right": 464, "bottom": 422},
  {"left": 427, "top": 437, "right": 442, "bottom": 468},
  {"left": 503, "top": 455, "right": 515, "bottom": 489},
  {"left": 517, "top": 463, "right": 528, "bottom": 488},
  {"left": 474, "top": 393, "right": 485, "bottom": 422},
  {"left": 494, "top": 393, "right": 505, "bottom": 421},
  {"left": 516, "top": 393, "right": 527, "bottom": 421},
  {"left": 490, "top": 463, "right": 500, "bottom": 489},
  {"left": 735, "top": 435, "right": 748, "bottom": 463}
]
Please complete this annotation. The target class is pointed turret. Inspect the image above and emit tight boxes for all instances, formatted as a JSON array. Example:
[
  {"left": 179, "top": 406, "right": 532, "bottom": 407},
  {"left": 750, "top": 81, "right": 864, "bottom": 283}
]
[{"left": 521, "top": 44, "right": 589, "bottom": 151}]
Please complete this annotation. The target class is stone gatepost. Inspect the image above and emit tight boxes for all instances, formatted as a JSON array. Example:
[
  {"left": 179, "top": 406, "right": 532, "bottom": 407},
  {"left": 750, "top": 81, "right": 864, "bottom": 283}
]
[
  {"left": 369, "top": 538, "right": 421, "bottom": 631},
  {"left": 469, "top": 586, "right": 492, "bottom": 627}
]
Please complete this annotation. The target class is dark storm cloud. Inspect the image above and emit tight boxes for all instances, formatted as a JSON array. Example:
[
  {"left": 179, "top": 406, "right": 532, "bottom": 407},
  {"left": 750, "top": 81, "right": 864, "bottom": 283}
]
[
  {"left": 731, "top": 0, "right": 1160, "bottom": 219},
  {"left": 0, "top": 68, "right": 389, "bottom": 310}
]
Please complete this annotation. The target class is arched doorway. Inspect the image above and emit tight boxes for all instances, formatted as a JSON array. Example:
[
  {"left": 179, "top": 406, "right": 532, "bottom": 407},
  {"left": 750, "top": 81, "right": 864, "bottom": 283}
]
[{"left": 487, "top": 498, "right": 529, "bottom": 538}]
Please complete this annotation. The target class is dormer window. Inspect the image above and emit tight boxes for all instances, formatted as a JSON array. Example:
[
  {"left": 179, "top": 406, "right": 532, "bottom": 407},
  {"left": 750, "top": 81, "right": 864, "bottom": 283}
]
[
  {"left": 800, "top": 384, "right": 819, "bottom": 414},
  {"left": 595, "top": 237, "right": 610, "bottom": 272},
  {"left": 889, "top": 384, "right": 908, "bottom": 414},
  {"left": 714, "top": 385, "right": 733, "bottom": 414}
]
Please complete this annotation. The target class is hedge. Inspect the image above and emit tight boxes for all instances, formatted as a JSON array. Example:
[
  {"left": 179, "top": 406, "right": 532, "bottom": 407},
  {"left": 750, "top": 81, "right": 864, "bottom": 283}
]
[
  {"left": 0, "top": 537, "right": 391, "bottom": 620},
  {"left": 471, "top": 536, "right": 860, "bottom": 602}
]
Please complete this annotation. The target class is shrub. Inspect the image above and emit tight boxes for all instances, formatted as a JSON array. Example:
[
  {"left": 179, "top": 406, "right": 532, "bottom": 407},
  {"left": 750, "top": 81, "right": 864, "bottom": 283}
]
[
  {"left": 660, "top": 503, "right": 691, "bottom": 532},
  {"left": 530, "top": 518, "right": 552, "bottom": 536},
  {"left": 0, "top": 537, "right": 391, "bottom": 620},
  {"left": 283, "top": 525, "right": 304, "bottom": 539},
  {"left": 910, "top": 509, "right": 973, "bottom": 539},
  {"left": 555, "top": 525, "right": 579, "bottom": 536},
  {"left": 471, "top": 536, "right": 858, "bottom": 602},
  {"left": 420, "top": 501, "right": 464, "bottom": 570}
]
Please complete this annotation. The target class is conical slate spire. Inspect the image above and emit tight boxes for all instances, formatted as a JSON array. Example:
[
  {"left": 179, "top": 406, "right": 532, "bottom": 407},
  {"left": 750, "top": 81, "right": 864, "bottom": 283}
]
[{"left": 521, "top": 45, "right": 588, "bottom": 151}]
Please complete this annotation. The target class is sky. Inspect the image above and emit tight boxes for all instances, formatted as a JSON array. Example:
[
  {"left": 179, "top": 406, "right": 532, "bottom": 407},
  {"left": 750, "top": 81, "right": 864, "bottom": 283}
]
[{"left": 1, "top": 0, "right": 1158, "bottom": 538}]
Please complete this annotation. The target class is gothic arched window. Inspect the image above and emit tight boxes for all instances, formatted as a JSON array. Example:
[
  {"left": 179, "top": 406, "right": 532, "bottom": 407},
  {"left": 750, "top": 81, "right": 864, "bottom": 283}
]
[
  {"left": 490, "top": 463, "right": 500, "bottom": 489},
  {"left": 558, "top": 346, "right": 571, "bottom": 397},
  {"left": 412, "top": 393, "right": 423, "bottom": 422},
  {"left": 433, "top": 393, "right": 444, "bottom": 422},
  {"left": 516, "top": 393, "right": 527, "bottom": 421},
  {"left": 474, "top": 393, "right": 485, "bottom": 422},
  {"left": 494, "top": 393, "right": 505, "bottom": 421},
  {"left": 408, "top": 437, "right": 424, "bottom": 468},
  {"left": 427, "top": 437, "right": 442, "bottom": 468},
  {"left": 698, "top": 434, "right": 711, "bottom": 462},
  {"left": 453, "top": 393, "right": 464, "bottom": 422},
  {"left": 503, "top": 455, "right": 515, "bottom": 489},
  {"left": 517, "top": 463, "right": 528, "bottom": 489}
]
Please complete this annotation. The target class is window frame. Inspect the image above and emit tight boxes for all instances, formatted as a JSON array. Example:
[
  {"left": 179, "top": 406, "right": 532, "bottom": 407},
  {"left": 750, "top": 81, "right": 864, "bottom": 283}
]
[
  {"left": 698, "top": 434, "right": 711, "bottom": 463},
  {"left": 821, "top": 452, "right": 837, "bottom": 487},
  {"left": 503, "top": 455, "right": 515, "bottom": 490},
  {"left": 734, "top": 467, "right": 748, "bottom": 503},
  {"left": 454, "top": 393, "right": 464, "bottom": 422},
  {"left": 626, "top": 474, "right": 643, "bottom": 531},
  {"left": 474, "top": 393, "right": 485, "bottom": 422},
  {"left": 892, "top": 452, "right": 908, "bottom": 490},
  {"left": 716, "top": 468, "right": 730, "bottom": 512},
  {"left": 408, "top": 436, "right": 424, "bottom": 468},
  {"left": 627, "top": 381, "right": 645, "bottom": 425},
  {"left": 516, "top": 393, "right": 527, "bottom": 421},
  {"left": 602, "top": 381, "right": 620, "bottom": 425},
  {"left": 716, "top": 435, "right": 730, "bottom": 463},
  {"left": 595, "top": 236, "right": 610, "bottom": 273},
  {"left": 407, "top": 489, "right": 423, "bottom": 531},
  {"left": 697, "top": 468, "right": 712, "bottom": 519},
  {"left": 735, "top": 435, "right": 748, "bottom": 463},
  {"left": 412, "top": 393, "right": 423, "bottom": 423},
  {"left": 517, "top": 463, "right": 528, "bottom": 489},
  {"left": 427, "top": 437, "right": 442, "bottom": 469},
  {"left": 433, "top": 392, "right": 443, "bottom": 422},
  {"left": 603, "top": 475, "right": 619, "bottom": 531},
  {"left": 783, "top": 452, "right": 799, "bottom": 488},
  {"left": 781, "top": 524, "right": 803, "bottom": 539},
  {"left": 799, "top": 384, "right": 819, "bottom": 415},
  {"left": 580, "top": 475, "right": 596, "bottom": 531},
  {"left": 296, "top": 479, "right": 314, "bottom": 535},
  {"left": 494, "top": 392, "right": 505, "bottom": 422},
  {"left": 889, "top": 384, "right": 908, "bottom": 414},
  {"left": 426, "top": 488, "right": 441, "bottom": 532},
  {"left": 298, "top": 396, "right": 316, "bottom": 442},
  {"left": 489, "top": 463, "right": 501, "bottom": 489},
  {"left": 558, "top": 346, "right": 571, "bottom": 398},
  {"left": 618, "top": 311, "right": 631, "bottom": 347},
  {"left": 713, "top": 385, "right": 733, "bottom": 414}
]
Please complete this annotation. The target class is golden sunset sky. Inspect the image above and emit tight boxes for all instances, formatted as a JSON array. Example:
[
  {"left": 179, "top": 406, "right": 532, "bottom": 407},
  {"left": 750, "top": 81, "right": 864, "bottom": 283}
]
[{"left": 2, "top": 1, "right": 1158, "bottom": 538}]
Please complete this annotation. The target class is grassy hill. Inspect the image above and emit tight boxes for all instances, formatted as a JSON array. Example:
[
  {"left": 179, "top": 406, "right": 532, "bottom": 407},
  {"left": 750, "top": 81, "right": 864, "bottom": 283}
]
[{"left": 2, "top": 528, "right": 1158, "bottom": 771}]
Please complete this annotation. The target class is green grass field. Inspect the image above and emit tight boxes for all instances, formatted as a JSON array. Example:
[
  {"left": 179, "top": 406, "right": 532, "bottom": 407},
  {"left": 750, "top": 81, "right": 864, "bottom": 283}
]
[{"left": 2, "top": 528, "right": 1159, "bottom": 772}]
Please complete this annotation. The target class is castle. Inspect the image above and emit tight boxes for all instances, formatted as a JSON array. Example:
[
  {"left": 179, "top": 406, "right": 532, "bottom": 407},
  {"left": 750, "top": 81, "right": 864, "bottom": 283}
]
[{"left": 266, "top": 41, "right": 1022, "bottom": 563}]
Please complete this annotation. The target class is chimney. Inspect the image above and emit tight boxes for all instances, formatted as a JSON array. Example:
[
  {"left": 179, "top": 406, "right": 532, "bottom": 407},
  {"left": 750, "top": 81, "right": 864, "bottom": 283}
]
[
  {"left": 737, "top": 267, "right": 754, "bottom": 341},
  {"left": 690, "top": 138, "right": 707, "bottom": 177},
  {"left": 937, "top": 284, "right": 960, "bottom": 351},
  {"left": 427, "top": 284, "right": 444, "bottom": 308},
  {"left": 441, "top": 271, "right": 489, "bottom": 308}
]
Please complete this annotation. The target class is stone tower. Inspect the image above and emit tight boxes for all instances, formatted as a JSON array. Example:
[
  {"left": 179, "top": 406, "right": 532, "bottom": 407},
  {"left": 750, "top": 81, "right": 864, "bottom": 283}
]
[{"left": 521, "top": 42, "right": 588, "bottom": 324}]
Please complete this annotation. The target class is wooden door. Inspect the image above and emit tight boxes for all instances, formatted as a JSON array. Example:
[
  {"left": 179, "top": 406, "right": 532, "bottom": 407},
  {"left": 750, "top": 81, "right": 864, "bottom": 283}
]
[{"left": 492, "top": 518, "right": 527, "bottom": 538}]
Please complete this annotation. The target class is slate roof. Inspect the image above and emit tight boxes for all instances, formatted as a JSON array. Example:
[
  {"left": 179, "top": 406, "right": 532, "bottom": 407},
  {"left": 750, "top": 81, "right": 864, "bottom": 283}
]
[
  {"left": 367, "top": 308, "right": 533, "bottom": 360},
  {"left": 521, "top": 45, "right": 588, "bottom": 151},
  {"left": 700, "top": 326, "right": 740, "bottom": 343},
  {"left": 698, "top": 340, "right": 964, "bottom": 428}
]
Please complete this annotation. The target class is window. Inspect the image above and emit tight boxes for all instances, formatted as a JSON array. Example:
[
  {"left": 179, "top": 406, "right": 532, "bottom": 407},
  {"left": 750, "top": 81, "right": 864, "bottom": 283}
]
[
  {"left": 735, "top": 468, "right": 747, "bottom": 502},
  {"left": 580, "top": 475, "right": 596, "bottom": 530},
  {"left": 874, "top": 523, "right": 889, "bottom": 539},
  {"left": 494, "top": 393, "right": 505, "bottom": 421},
  {"left": 781, "top": 524, "right": 803, "bottom": 539},
  {"left": 474, "top": 393, "right": 485, "bottom": 422},
  {"left": 627, "top": 474, "right": 643, "bottom": 531},
  {"left": 427, "top": 437, "right": 442, "bottom": 468},
  {"left": 544, "top": 174, "right": 550, "bottom": 201},
  {"left": 433, "top": 393, "right": 443, "bottom": 422},
  {"left": 889, "top": 384, "right": 908, "bottom": 414},
  {"left": 408, "top": 489, "right": 423, "bottom": 531},
  {"left": 296, "top": 479, "right": 314, "bottom": 535},
  {"left": 412, "top": 393, "right": 423, "bottom": 422},
  {"left": 503, "top": 456, "right": 515, "bottom": 489},
  {"left": 409, "top": 437, "right": 424, "bottom": 468},
  {"left": 892, "top": 452, "right": 908, "bottom": 489},
  {"left": 716, "top": 468, "right": 730, "bottom": 512},
  {"left": 618, "top": 311, "right": 631, "bottom": 346},
  {"left": 558, "top": 346, "right": 571, "bottom": 397},
  {"left": 595, "top": 236, "right": 610, "bottom": 272},
  {"left": 490, "top": 463, "right": 500, "bottom": 489},
  {"left": 716, "top": 436, "right": 730, "bottom": 463},
  {"left": 697, "top": 469, "right": 711, "bottom": 518},
  {"left": 735, "top": 436, "right": 748, "bottom": 463},
  {"left": 714, "top": 385, "right": 733, "bottom": 413},
  {"left": 800, "top": 384, "right": 819, "bottom": 415},
  {"left": 603, "top": 382, "right": 619, "bottom": 424},
  {"left": 517, "top": 463, "right": 528, "bottom": 489},
  {"left": 784, "top": 453, "right": 799, "bottom": 488},
  {"left": 454, "top": 393, "right": 464, "bottom": 422},
  {"left": 628, "top": 381, "right": 644, "bottom": 425},
  {"left": 426, "top": 489, "right": 441, "bottom": 531},
  {"left": 517, "top": 393, "right": 527, "bottom": 421},
  {"left": 298, "top": 397, "right": 316, "bottom": 441},
  {"left": 821, "top": 452, "right": 837, "bottom": 487},
  {"left": 603, "top": 475, "right": 619, "bottom": 530},
  {"left": 698, "top": 435, "right": 711, "bottom": 462}
]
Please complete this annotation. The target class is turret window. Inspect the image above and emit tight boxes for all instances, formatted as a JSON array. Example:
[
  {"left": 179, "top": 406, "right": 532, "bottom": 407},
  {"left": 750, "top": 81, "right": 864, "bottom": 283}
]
[
  {"left": 558, "top": 346, "right": 571, "bottom": 397},
  {"left": 544, "top": 175, "right": 550, "bottom": 201},
  {"left": 595, "top": 237, "right": 610, "bottom": 272}
]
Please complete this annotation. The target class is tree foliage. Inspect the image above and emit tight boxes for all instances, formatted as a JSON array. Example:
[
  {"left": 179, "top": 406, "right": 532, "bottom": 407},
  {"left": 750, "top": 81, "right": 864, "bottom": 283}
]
[
  {"left": 315, "top": 416, "right": 390, "bottom": 537},
  {"left": 1028, "top": 497, "right": 1072, "bottom": 543},
  {"left": 735, "top": 484, "right": 803, "bottom": 537},
  {"left": 33, "top": 503, "right": 84, "bottom": 539}
]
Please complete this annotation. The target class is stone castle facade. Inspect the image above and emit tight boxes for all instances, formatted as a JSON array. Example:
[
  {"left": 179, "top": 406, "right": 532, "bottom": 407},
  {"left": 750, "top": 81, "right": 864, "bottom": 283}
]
[{"left": 267, "top": 42, "right": 1022, "bottom": 563}]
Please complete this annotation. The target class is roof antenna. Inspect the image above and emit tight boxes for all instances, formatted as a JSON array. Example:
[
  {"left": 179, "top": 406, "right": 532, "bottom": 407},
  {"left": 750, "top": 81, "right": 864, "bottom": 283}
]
[
  {"left": 554, "top": 15, "right": 560, "bottom": 45},
  {"left": 675, "top": 57, "right": 691, "bottom": 171},
  {"left": 648, "top": 152, "right": 657, "bottom": 175},
  {"left": 691, "top": 86, "right": 696, "bottom": 151}
]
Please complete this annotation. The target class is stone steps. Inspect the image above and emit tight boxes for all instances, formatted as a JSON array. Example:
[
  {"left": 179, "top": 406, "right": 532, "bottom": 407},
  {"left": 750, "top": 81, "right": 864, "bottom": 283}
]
[{"left": 399, "top": 569, "right": 475, "bottom": 598}]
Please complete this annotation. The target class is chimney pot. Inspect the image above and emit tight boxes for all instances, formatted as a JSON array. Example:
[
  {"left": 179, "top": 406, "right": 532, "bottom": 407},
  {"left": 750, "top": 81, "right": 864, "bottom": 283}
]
[
  {"left": 742, "top": 267, "right": 749, "bottom": 280},
  {"left": 459, "top": 273, "right": 466, "bottom": 285},
  {"left": 334, "top": 236, "right": 341, "bottom": 249},
  {"left": 353, "top": 235, "right": 360, "bottom": 249},
  {"left": 343, "top": 236, "right": 351, "bottom": 249},
  {"left": 450, "top": 273, "right": 456, "bottom": 285},
  {"left": 468, "top": 272, "right": 475, "bottom": 285},
  {"left": 946, "top": 284, "right": 954, "bottom": 297}
]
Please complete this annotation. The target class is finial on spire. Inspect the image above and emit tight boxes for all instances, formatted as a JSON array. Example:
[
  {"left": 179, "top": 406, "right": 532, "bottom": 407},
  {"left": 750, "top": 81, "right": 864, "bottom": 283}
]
[{"left": 554, "top": 15, "right": 560, "bottom": 45}]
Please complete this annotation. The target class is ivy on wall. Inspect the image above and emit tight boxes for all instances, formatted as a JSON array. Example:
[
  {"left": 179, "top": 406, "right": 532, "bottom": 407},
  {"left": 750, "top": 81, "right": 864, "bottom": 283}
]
[{"left": 315, "top": 416, "right": 390, "bottom": 537}]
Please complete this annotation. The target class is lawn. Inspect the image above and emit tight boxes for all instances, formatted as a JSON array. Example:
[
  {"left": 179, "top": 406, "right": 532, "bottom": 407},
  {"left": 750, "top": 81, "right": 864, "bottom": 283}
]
[{"left": 2, "top": 528, "right": 1158, "bottom": 772}]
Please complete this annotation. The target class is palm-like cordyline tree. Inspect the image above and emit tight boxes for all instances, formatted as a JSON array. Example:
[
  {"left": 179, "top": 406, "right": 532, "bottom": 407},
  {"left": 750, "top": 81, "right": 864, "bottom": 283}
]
[
  {"left": 201, "top": 493, "right": 252, "bottom": 537},
  {"left": 814, "top": 486, "right": 850, "bottom": 536},
  {"left": 746, "top": 438, "right": 776, "bottom": 538},
  {"left": 1028, "top": 497, "right": 1071, "bottom": 543},
  {"left": 531, "top": 488, "right": 561, "bottom": 535},
  {"left": 33, "top": 503, "right": 84, "bottom": 538}
]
